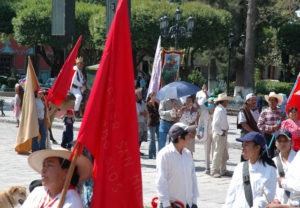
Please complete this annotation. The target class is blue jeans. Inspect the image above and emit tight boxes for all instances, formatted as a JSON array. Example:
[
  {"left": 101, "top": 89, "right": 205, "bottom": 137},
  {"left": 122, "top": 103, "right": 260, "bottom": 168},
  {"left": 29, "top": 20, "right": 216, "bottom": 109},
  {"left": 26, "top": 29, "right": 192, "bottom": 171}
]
[
  {"left": 61, "top": 130, "right": 74, "bottom": 150},
  {"left": 158, "top": 119, "right": 173, "bottom": 151},
  {"left": 32, "top": 119, "right": 47, "bottom": 152},
  {"left": 148, "top": 126, "right": 159, "bottom": 158}
]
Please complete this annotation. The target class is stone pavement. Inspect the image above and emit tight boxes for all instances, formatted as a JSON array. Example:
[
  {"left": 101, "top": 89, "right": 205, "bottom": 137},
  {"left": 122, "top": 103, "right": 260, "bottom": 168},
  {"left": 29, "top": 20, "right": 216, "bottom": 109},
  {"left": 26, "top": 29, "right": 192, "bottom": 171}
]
[{"left": 0, "top": 95, "right": 243, "bottom": 208}]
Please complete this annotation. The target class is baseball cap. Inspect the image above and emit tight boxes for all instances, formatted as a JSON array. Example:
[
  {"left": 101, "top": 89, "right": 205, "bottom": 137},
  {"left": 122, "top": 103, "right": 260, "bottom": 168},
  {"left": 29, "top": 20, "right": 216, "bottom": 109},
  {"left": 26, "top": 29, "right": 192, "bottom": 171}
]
[
  {"left": 67, "top": 109, "right": 73, "bottom": 115},
  {"left": 245, "top": 93, "right": 256, "bottom": 102},
  {"left": 236, "top": 131, "right": 266, "bottom": 148},
  {"left": 169, "top": 122, "right": 196, "bottom": 140},
  {"left": 275, "top": 129, "right": 292, "bottom": 141}
]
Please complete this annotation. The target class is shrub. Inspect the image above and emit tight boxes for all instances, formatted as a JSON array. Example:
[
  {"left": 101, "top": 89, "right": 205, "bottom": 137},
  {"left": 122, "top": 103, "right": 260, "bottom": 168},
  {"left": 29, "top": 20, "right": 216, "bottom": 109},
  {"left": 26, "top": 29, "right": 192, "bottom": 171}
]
[
  {"left": 187, "top": 69, "right": 207, "bottom": 88},
  {"left": 255, "top": 80, "right": 294, "bottom": 96}
]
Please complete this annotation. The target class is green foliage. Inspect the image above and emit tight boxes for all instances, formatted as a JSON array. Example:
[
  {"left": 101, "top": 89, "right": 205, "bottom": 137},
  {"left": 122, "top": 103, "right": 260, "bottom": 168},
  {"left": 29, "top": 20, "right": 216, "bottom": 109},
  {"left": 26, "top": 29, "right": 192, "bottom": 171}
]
[
  {"left": 0, "top": 1, "right": 15, "bottom": 34},
  {"left": 278, "top": 23, "right": 300, "bottom": 56},
  {"left": 255, "top": 80, "right": 294, "bottom": 96},
  {"left": 187, "top": 69, "right": 206, "bottom": 88},
  {"left": 89, "top": 6, "right": 106, "bottom": 50}
]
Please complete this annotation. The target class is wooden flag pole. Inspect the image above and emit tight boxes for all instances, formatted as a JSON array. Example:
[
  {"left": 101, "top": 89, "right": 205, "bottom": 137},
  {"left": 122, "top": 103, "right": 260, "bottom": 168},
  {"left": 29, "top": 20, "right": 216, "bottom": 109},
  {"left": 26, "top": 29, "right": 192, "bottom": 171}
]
[{"left": 57, "top": 143, "right": 81, "bottom": 208}]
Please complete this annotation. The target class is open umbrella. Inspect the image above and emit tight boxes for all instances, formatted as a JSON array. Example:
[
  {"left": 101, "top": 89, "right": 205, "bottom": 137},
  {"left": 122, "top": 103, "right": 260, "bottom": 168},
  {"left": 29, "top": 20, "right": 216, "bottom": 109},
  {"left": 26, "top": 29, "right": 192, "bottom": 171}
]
[{"left": 156, "top": 81, "right": 201, "bottom": 101}]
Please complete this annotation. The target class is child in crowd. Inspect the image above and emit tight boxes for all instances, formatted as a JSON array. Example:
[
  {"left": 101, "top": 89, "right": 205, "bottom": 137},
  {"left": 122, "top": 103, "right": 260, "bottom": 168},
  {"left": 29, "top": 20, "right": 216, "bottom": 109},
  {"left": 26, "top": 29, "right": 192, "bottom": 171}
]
[
  {"left": 12, "top": 84, "right": 24, "bottom": 127},
  {"left": 61, "top": 109, "right": 75, "bottom": 150}
]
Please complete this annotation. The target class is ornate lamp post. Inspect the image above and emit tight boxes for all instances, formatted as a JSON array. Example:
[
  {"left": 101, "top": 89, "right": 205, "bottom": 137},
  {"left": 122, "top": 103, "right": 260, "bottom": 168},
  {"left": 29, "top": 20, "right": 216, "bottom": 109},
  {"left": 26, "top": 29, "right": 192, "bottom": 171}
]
[
  {"left": 227, "top": 32, "right": 234, "bottom": 95},
  {"left": 159, "top": 7, "right": 194, "bottom": 50}
]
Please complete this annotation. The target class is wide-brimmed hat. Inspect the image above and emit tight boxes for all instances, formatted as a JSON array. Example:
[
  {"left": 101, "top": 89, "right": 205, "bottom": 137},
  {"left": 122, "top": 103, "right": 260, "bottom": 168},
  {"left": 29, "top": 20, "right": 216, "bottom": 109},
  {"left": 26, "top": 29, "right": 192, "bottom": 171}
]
[
  {"left": 214, "top": 93, "right": 233, "bottom": 102},
  {"left": 264, "top": 92, "right": 283, "bottom": 104},
  {"left": 28, "top": 148, "right": 93, "bottom": 183}
]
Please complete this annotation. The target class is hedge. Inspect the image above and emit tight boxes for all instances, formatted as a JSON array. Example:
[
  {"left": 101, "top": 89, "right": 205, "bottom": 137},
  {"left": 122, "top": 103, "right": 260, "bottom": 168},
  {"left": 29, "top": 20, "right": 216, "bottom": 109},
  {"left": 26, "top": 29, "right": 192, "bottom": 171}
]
[{"left": 255, "top": 80, "right": 294, "bottom": 96}]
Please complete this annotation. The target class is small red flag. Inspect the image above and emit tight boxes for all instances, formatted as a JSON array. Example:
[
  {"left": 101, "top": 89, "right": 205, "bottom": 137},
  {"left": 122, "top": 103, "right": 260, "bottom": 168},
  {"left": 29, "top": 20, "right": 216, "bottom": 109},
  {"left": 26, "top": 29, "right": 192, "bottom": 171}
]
[
  {"left": 286, "top": 73, "right": 300, "bottom": 119},
  {"left": 47, "top": 36, "right": 82, "bottom": 106},
  {"left": 76, "top": 0, "right": 143, "bottom": 207}
]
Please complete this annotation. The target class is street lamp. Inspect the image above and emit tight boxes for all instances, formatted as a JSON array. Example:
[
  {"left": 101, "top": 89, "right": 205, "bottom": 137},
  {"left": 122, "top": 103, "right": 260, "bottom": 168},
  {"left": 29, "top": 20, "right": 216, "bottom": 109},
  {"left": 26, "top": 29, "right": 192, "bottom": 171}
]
[
  {"left": 227, "top": 32, "right": 234, "bottom": 95},
  {"left": 159, "top": 7, "right": 194, "bottom": 50}
]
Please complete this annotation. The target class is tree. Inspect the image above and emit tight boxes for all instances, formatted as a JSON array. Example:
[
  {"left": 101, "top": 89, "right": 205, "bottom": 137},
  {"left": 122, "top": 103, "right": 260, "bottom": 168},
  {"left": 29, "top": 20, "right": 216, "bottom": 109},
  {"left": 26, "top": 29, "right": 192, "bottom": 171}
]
[{"left": 0, "top": 1, "right": 16, "bottom": 41}]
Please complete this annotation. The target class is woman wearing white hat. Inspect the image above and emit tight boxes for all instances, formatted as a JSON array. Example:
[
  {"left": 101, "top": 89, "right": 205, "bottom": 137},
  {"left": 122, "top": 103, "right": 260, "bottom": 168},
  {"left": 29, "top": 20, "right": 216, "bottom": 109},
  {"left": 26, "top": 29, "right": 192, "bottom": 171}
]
[
  {"left": 257, "top": 92, "right": 285, "bottom": 157},
  {"left": 21, "top": 149, "right": 93, "bottom": 208}
]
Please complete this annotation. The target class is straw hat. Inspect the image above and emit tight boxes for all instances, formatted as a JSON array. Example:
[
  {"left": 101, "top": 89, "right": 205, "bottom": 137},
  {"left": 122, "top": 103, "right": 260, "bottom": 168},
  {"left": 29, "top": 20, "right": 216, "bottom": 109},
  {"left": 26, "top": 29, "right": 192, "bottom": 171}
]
[
  {"left": 75, "top": 57, "right": 83, "bottom": 64},
  {"left": 214, "top": 93, "right": 233, "bottom": 102},
  {"left": 135, "top": 88, "right": 143, "bottom": 95},
  {"left": 264, "top": 92, "right": 283, "bottom": 104},
  {"left": 28, "top": 148, "right": 93, "bottom": 183}
]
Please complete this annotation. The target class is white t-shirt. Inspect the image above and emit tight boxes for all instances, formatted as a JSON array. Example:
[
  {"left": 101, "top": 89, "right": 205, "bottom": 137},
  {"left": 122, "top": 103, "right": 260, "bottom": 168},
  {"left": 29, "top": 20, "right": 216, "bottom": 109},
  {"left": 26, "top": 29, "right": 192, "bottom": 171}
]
[
  {"left": 21, "top": 186, "right": 83, "bottom": 208},
  {"left": 238, "top": 109, "right": 260, "bottom": 124},
  {"left": 196, "top": 90, "right": 210, "bottom": 106}
]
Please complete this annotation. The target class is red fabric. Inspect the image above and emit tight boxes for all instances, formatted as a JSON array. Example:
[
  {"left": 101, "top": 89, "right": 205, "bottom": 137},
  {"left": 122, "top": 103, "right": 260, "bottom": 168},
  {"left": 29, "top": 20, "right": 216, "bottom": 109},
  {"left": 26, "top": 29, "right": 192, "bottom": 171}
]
[
  {"left": 292, "top": 136, "right": 300, "bottom": 151},
  {"left": 286, "top": 73, "right": 300, "bottom": 120},
  {"left": 75, "top": 0, "right": 143, "bottom": 207},
  {"left": 47, "top": 36, "right": 82, "bottom": 106}
]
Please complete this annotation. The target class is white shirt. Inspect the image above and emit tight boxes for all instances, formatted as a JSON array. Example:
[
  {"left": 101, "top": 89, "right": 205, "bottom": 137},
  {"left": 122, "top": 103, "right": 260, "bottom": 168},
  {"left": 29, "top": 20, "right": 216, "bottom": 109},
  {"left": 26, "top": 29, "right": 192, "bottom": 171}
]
[
  {"left": 196, "top": 90, "right": 210, "bottom": 106},
  {"left": 212, "top": 104, "right": 229, "bottom": 135},
  {"left": 21, "top": 186, "right": 83, "bottom": 208},
  {"left": 225, "top": 161, "right": 277, "bottom": 208},
  {"left": 272, "top": 149, "right": 297, "bottom": 204},
  {"left": 35, "top": 98, "right": 45, "bottom": 119},
  {"left": 71, "top": 66, "right": 85, "bottom": 88},
  {"left": 136, "top": 101, "right": 146, "bottom": 123},
  {"left": 156, "top": 143, "right": 199, "bottom": 207},
  {"left": 281, "top": 151, "right": 300, "bottom": 206},
  {"left": 238, "top": 109, "right": 260, "bottom": 124}
]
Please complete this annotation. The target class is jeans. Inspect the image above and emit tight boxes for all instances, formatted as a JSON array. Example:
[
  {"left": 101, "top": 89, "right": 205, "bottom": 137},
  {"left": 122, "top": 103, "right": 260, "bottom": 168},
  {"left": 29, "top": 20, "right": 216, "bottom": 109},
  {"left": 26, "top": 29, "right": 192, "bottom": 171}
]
[
  {"left": 148, "top": 126, "right": 159, "bottom": 158},
  {"left": 158, "top": 119, "right": 173, "bottom": 151},
  {"left": 61, "top": 130, "right": 74, "bottom": 150},
  {"left": 32, "top": 119, "right": 47, "bottom": 152}
]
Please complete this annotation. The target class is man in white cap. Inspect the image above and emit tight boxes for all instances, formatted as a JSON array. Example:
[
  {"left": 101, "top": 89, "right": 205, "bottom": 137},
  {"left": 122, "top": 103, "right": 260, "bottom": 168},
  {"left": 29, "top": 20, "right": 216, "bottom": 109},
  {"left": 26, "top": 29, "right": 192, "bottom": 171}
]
[
  {"left": 21, "top": 149, "right": 93, "bottom": 208},
  {"left": 257, "top": 92, "right": 285, "bottom": 157},
  {"left": 237, "top": 93, "right": 260, "bottom": 137},
  {"left": 156, "top": 122, "right": 199, "bottom": 208},
  {"left": 211, "top": 93, "right": 232, "bottom": 178},
  {"left": 70, "top": 57, "right": 86, "bottom": 118}
]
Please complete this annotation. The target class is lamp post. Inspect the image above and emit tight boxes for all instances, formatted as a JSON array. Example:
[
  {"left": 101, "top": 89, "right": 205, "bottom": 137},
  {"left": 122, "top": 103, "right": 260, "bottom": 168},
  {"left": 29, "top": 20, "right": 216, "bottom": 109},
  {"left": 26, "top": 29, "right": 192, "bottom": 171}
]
[
  {"left": 159, "top": 7, "right": 194, "bottom": 50},
  {"left": 227, "top": 32, "right": 234, "bottom": 95}
]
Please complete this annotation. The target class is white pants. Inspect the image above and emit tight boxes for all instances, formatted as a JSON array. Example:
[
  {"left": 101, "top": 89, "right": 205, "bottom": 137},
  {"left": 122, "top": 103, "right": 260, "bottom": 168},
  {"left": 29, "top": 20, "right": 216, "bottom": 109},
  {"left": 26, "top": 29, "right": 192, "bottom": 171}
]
[
  {"left": 70, "top": 87, "right": 82, "bottom": 111},
  {"left": 211, "top": 133, "right": 228, "bottom": 175},
  {"left": 205, "top": 132, "right": 215, "bottom": 169}
]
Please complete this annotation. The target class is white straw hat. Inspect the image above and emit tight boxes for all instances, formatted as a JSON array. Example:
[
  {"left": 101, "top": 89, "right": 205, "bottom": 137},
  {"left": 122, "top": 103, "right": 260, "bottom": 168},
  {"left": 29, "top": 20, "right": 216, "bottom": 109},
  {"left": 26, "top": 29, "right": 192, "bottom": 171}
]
[
  {"left": 28, "top": 148, "right": 93, "bottom": 183},
  {"left": 214, "top": 93, "right": 233, "bottom": 102},
  {"left": 264, "top": 92, "right": 283, "bottom": 105}
]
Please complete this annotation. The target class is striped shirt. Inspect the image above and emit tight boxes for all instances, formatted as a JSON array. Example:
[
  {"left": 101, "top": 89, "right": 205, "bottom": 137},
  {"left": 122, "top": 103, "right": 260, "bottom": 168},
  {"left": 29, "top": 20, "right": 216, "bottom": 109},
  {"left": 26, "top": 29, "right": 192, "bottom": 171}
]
[{"left": 257, "top": 107, "right": 282, "bottom": 134}]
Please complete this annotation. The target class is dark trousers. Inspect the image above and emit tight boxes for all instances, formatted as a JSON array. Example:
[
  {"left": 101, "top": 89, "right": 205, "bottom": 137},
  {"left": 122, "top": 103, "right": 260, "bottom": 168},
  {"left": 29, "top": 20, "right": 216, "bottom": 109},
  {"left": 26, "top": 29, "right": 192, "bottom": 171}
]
[
  {"left": 264, "top": 133, "right": 276, "bottom": 158},
  {"left": 61, "top": 130, "right": 73, "bottom": 150}
]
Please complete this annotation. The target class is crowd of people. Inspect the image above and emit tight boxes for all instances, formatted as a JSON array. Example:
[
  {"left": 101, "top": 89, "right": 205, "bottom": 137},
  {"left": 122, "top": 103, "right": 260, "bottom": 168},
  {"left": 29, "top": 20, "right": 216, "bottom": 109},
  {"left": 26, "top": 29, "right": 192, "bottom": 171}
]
[{"left": 135, "top": 83, "right": 300, "bottom": 208}]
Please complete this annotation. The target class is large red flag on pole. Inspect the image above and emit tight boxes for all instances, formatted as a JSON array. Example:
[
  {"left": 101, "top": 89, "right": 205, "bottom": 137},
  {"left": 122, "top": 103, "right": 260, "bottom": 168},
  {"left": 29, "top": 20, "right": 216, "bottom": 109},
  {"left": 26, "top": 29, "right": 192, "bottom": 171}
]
[
  {"left": 75, "top": 0, "right": 143, "bottom": 207},
  {"left": 47, "top": 36, "right": 82, "bottom": 106},
  {"left": 286, "top": 73, "right": 300, "bottom": 119}
]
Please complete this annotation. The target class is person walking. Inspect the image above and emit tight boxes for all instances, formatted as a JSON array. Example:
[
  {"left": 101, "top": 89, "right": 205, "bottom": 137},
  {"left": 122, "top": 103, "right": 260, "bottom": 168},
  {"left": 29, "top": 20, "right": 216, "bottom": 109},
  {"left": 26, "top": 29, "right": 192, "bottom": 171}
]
[
  {"left": 237, "top": 93, "right": 260, "bottom": 137},
  {"left": 61, "top": 109, "right": 75, "bottom": 150},
  {"left": 158, "top": 98, "right": 181, "bottom": 151},
  {"left": 70, "top": 57, "right": 86, "bottom": 118},
  {"left": 280, "top": 107, "right": 300, "bottom": 151},
  {"left": 146, "top": 92, "right": 160, "bottom": 159},
  {"left": 136, "top": 88, "right": 147, "bottom": 156},
  {"left": 197, "top": 97, "right": 216, "bottom": 174},
  {"left": 13, "top": 84, "right": 24, "bottom": 127},
  {"left": 225, "top": 132, "right": 277, "bottom": 208},
  {"left": 211, "top": 93, "right": 232, "bottom": 178},
  {"left": 257, "top": 92, "right": 284, "bottom": 157},
  {"left": 156, "top": 122, "right": 199, "bottom": 208},
  {"left": 32, "top": 89, "right": 47, "bottom": 152}
]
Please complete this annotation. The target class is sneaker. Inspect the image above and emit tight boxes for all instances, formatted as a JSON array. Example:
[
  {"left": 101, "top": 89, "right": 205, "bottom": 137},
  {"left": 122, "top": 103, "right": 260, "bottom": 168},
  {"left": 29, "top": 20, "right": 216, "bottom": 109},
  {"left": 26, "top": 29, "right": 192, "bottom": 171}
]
[
  {"left": 211, "top": 173, "right": 221, "bottom": 178},
  {"left": 140, "top": 152, "right": 145, "bottom": 156}
]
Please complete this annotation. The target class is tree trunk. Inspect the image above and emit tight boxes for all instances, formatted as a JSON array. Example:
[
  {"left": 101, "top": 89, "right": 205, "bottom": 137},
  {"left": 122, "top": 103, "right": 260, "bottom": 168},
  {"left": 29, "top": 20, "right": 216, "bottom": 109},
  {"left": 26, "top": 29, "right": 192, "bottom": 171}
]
[{"left": 243, "top": 0, "right": 257, "bottom": 96}]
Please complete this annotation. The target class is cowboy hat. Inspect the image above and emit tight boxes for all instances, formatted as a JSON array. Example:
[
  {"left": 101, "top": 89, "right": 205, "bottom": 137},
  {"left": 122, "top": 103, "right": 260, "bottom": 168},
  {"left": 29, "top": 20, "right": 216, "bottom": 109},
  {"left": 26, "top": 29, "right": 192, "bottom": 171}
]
[
  {"left": 214, "top": 93, "right": 233, "bottom": 102},
  {"left": 28, "top": 148, "right": 93, "bottom": 183},
  {"left": 264, "top": 92, "right": 283, "bottom": 104},
  {"left": 135, "top": 88, "right": 143, "bottom": 95}
]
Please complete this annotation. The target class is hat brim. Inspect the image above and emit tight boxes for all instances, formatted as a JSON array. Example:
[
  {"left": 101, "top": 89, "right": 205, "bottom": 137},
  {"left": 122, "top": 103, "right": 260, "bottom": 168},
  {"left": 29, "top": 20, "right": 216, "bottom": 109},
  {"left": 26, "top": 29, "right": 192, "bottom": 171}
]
[
  {"left": 275, "top": 132, "right": 292, "bottom": 141},
  {"left": 214, "top": 96, "right": 233, "bottom": 102},
  {"left": 265, "top": 95, "right": 283, "bottom": 105},
  {"left": 28, "top": 149, "right": 93, "bottom": 183}
]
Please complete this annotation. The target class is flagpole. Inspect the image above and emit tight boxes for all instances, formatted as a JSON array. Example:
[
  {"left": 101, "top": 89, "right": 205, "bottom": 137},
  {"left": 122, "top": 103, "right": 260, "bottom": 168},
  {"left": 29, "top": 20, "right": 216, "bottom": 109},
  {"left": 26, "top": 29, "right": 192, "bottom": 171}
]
[{"left": 57, "top": 142, "right": 81, "bottom": 208}]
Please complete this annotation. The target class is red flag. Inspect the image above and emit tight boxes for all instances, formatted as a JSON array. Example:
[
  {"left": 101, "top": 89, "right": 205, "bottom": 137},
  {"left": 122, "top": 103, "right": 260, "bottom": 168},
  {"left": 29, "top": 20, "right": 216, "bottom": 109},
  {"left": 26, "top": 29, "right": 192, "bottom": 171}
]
[
  {"left": 47, "top": 36, "right": 82, "bottom": 106},
  {"left": 76, "top": 0, "right": 143, "bottom": 207},
  {"left": 286, "top": 73, "right": 300, "bottom": 119}
]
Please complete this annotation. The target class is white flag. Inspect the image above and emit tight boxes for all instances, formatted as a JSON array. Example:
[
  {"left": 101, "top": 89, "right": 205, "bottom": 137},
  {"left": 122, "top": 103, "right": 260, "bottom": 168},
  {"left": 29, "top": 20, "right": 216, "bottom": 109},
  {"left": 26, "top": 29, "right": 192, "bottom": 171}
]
[{"left": 146, "top": 36, "right": 162, "bottom": 99}]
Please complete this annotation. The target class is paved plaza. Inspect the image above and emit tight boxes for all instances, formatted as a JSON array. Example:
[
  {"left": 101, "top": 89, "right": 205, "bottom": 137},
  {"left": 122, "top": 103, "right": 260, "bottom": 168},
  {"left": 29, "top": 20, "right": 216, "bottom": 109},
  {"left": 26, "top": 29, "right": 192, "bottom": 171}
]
[{"left": 0, "top": 96, "right": 242, "bottom": 207}]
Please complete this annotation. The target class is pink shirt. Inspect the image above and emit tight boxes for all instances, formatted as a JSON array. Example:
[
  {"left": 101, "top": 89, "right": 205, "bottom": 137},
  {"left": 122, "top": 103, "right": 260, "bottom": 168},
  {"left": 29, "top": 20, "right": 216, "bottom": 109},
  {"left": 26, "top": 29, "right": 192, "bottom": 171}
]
[{"left": 281, "top": 119, "right": 300, "bottom": 137}]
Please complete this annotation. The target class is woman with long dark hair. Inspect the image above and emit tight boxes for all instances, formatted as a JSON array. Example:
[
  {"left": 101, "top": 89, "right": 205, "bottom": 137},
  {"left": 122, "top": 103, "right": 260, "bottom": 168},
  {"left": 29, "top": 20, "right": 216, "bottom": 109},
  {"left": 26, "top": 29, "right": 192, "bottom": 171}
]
[{"left": 225, "top": 132, "right": 277, "bottom": 208}]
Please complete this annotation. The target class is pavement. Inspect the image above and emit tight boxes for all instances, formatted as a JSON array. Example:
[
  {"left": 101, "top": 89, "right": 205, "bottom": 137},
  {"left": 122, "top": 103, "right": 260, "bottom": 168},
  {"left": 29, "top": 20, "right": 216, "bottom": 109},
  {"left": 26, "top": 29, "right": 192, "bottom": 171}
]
[{"left": 0, "top": 95, "right": 243, "bottom": 208}]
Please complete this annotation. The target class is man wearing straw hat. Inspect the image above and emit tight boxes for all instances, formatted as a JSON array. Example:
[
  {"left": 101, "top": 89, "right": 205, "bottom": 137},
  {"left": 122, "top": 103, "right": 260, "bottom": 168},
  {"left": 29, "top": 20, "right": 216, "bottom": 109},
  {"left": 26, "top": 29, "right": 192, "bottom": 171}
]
[
  {"left": 211, "top": 93, "right": 233, "bottom": 178},
  {"left": 21, "top": 149, "right": 93, "bottom": 208},
  {"left": 70, "top": 57, "right": 86, "bottom": 118},
  {"left": 257, "top": 92, "right": 285, "bottom": 157}
]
